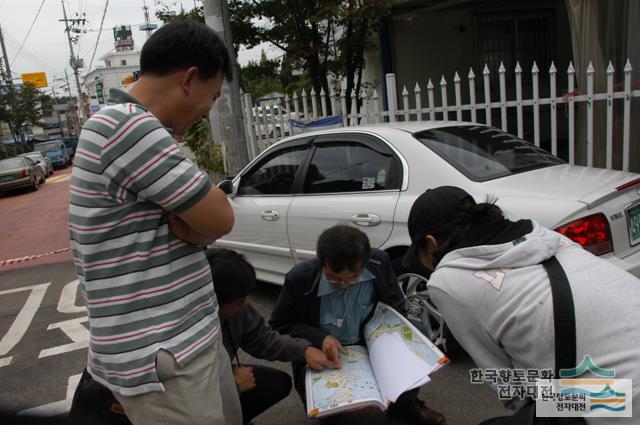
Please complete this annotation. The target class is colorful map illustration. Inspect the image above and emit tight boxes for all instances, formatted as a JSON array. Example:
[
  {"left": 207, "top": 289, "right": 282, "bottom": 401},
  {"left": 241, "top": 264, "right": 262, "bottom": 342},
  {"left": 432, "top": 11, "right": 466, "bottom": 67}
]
[
  {"left": 307, "top": 345, "right": 382, "bottom": 411},
  {"left": 365, "top": 304, "right": 443, "bottom": 368}
]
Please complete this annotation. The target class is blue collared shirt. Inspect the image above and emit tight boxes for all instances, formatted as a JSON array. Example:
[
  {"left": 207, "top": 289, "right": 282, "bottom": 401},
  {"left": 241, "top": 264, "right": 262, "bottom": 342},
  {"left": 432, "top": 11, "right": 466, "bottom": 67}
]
[{"left": 318, "top": 268, "right": 376, "bottom": 345}]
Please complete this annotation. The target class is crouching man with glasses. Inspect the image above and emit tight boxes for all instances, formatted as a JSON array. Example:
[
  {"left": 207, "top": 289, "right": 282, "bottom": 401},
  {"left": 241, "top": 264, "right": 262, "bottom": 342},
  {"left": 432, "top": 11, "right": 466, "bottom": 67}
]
[{"left": 269, "top": 225, "right": 446, "bottom": 425}]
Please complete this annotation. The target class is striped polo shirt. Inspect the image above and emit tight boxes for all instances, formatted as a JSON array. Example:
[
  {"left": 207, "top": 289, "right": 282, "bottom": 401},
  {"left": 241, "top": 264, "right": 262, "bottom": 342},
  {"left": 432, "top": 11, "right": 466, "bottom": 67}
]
[{"left": 69, "top": 89, "right": 220, "bottom": 396}]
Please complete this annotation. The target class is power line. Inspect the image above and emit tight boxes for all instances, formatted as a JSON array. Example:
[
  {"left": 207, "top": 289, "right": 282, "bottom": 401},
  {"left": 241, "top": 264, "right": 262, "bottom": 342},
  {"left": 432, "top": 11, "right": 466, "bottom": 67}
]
[
  {"left": 84, "top": 19, "right": 161, "bottom": 32},
  {"left": 88, "top": 0, "right": 109, "bottom": 72},
  {"left": 2, "top": 29, "right": 64, "bottom": 76},
  {"left": 11, "top": 0, "right": 46, "bottom": 66},
  {"left": 3, "top": 32, "right": 64, "bottom": 77},
  {"left": 80, "top": 37, "right": 112, "bottom": 59}
]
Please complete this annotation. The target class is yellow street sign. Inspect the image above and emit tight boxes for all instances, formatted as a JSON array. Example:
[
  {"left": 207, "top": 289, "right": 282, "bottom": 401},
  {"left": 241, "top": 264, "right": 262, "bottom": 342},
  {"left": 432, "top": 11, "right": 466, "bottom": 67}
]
[{"left": 21, "top": 72, "right": 48, "bottom": 88}]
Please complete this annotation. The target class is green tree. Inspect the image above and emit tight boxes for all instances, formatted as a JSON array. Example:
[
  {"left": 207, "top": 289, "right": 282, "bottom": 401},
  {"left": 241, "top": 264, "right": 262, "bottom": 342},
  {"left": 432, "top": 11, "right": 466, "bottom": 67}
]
[
  {"left": 0, "top": 63, "right": 48, "bottom": 142},
  {"left": 239, "top": 50, "right": 282, "bottom": 98},
  {"left": 180, "top": 119, "right": 225, "bottom": 174},
  {"left": 156, "top": 0, "right": 392, "bottom": 112}
]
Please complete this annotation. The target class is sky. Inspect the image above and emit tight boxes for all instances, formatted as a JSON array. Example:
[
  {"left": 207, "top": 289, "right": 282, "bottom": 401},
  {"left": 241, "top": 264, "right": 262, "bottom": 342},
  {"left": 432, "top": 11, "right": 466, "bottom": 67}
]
[{"left": 0, "top": 0, "right": 279, "bottom": 98}]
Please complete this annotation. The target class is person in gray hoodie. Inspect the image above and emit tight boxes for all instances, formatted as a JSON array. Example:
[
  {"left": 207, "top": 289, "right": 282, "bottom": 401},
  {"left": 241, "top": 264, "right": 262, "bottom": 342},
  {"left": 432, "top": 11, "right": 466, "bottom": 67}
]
[
  {"left": 205, "top": 248, "right": 334, "bottom": 425},
  {"left": 402, "top": 186, "right": 640, "bottom": 424}
]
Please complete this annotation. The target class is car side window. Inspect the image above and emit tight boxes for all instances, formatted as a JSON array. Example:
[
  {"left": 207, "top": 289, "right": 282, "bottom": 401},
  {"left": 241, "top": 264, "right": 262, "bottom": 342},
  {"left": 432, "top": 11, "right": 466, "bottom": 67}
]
[
  {"left": 238, "top": 146, "right": 308, "bottom": 195},
  {"left": 24, "top": 157, "right": 35, "bottom": 166},
  {"left": 303, "top": 142, "right": 400, "bottom": 194}
]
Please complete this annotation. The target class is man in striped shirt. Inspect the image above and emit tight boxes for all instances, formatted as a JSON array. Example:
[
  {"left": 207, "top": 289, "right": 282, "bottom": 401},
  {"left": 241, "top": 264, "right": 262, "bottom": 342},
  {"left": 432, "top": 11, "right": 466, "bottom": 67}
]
[{"left": 69, "top": 21, "right": 240, "bottom": 425}]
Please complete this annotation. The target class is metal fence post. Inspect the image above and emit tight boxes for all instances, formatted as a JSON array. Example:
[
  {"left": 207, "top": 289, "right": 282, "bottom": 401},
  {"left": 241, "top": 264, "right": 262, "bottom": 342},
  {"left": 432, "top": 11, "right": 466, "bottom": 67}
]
[
  {"left": 427, "top": 79, "right": 435, "bottom": 121},
  {"left": 532, "top": 62, "right": 540, "bottom": 147},
  {"left": 623, "top": 60, "right": 632, "bottom": 172},
  {"left": 454, "top": 72, "right": 462, "bottom": 122},
  {"left": 415, "top": 83, "right": 423, "bottom": 122},
  {"left": 515, "top": 62, "right": 523, "bottom": 138},
  {"left": 310, "top": 88, "right": 318, "bottom": 120},
  {"left": 587, "top": 62, "right": 595, "bottom": 167},
  {"left": 606, "top": 61, "right": 614, "bottom": 169},
  {"left": 483, "top": 64, "right": 491, "bottom": 126},
  {"left": 549, "top": 62, "right": 557, "bottom": 156},
  {"left": 567, "top": 62, "right": 576, "bottom": 164},
  {"left": 499, "top": 62, "right": 507, "bottom": 131},
  {"left": 402, "top": 86, "right": 410, "bottom": 121},
  {"left": 385, "top": 73, "right": 398, "bottom": 122},
  {"left": 468, "top": 68, "right": 477, "bottom": 123},
  {"left": 440, "top": 76, "right": 448, "bottom": 121}
]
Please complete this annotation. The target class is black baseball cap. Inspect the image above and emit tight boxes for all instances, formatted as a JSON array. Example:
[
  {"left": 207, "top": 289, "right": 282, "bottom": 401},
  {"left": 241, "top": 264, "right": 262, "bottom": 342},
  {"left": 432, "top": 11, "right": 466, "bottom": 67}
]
[{"left": 401, "top": 186, "right": 476, "bottom": 268}]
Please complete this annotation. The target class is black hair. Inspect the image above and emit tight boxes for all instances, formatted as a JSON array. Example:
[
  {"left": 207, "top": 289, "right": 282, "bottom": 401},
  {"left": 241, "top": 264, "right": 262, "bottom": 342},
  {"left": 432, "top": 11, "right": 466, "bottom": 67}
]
[
  {"left": 205, "top": 248, "right": 255, "bottom": 305},
  {"left": 140, "top": 20, "right": 233, "bottom": 81},
  {"left": 427, "top": 197, "right": 506, "bottom": 266},
  {"left": 316, "top": 225, "right": 371, "bottom": 272}
]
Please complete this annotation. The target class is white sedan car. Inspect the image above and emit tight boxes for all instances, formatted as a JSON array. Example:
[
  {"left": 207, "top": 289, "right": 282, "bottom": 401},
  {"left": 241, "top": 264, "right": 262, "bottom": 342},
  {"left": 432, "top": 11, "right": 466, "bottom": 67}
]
[{"left": 216, "top": 122, "right": 640, "bottom": 285}]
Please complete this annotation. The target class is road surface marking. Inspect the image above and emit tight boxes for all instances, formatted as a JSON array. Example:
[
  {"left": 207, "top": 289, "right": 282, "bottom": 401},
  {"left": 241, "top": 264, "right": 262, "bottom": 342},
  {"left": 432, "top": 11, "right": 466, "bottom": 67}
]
[
  {"left": 57, "top": 280, "right": 86, "bottom": 314},
  {"left": 0, "top": 283, "right": 50, "bottom": 367},
  {"left": 18, "top": 373, "right": 82, "bottom": 416},
  {"left": 39, "top": 316, "right": 89, "bottom": 359},
  {"left": 46, "top": 174, "right": 71, "bottom": 184}
]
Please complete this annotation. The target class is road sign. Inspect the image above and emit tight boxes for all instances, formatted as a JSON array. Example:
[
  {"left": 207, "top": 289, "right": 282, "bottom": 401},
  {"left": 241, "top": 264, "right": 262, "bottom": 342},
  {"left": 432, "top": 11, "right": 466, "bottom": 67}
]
[{"left": 21, "top": 72, "right": 48, "bottom": 88}]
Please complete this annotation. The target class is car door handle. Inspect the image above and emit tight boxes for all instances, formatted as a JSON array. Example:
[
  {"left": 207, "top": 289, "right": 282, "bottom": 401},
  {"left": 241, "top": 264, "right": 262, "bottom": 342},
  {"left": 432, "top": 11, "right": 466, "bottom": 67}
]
[
  {"left": 350, "top": 214, "right": 381, "bottom": 227},
  {"left": 261, "top": 210, "right": 280, "bottom": 221}
]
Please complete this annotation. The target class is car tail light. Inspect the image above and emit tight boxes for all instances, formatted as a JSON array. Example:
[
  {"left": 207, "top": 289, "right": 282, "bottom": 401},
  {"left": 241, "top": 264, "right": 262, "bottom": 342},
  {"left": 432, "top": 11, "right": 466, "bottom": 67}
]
[
  {"left": 21, "top": 169, "right": 28, "bottom": 177},
  {"left": 616, "top": 177, "right": 640, "bottom": 191},
  {"left": 555, "top": 213, "right": 613, "bottom": 256}
]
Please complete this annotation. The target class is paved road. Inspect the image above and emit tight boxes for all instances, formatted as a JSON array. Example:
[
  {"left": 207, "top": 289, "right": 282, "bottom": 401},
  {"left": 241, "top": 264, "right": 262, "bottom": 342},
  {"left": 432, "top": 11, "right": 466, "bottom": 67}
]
[
  {"left": 0, "top": 166, "right": 510, "bottom": 424},
  {"left": 0, "top": 168, "right": 73, "bottom": 268}
]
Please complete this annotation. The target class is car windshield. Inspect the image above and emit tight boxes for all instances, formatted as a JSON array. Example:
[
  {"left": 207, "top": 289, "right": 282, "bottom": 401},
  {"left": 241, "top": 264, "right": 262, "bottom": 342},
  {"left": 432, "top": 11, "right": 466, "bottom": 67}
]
[
  {"left": 35, "top": 142, "right": 61, "bottom": 152},
  {"left": 0, "top": 158, "right": 25, "bottom": 171},
  {"left": 413, "top": 125, "right": 564, "bottom": 182}
]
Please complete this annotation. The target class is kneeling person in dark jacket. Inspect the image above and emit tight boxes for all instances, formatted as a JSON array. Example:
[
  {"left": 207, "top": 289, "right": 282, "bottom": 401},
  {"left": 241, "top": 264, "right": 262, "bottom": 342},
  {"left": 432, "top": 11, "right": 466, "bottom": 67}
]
[
  {"left": 269, "top": 225, "right": 446, "bottom": 425},
  {"left": 206, "top": 248, "right": 334, "bottom": 425}
]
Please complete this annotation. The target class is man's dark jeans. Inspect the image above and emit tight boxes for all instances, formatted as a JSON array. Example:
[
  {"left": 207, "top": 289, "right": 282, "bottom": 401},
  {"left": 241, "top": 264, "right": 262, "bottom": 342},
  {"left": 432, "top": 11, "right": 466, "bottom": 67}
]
[{"left": 240, "top": 365, "right": 292, "bottom": 424}]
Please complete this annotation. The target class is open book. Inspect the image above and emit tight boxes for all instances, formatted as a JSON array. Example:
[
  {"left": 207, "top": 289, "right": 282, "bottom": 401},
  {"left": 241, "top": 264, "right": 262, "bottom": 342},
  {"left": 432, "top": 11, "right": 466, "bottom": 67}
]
[{"left": 305, "top": 302, "right": 448, "bottom": 418}]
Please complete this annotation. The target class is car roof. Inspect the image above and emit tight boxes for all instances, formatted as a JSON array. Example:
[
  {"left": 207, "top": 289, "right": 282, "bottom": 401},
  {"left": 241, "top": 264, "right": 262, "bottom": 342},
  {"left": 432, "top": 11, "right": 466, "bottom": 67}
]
[
  {"left": 0, "top": 157, "right": 26, "bottom": 163},
  {"left": 268, "top": 120, "right": 482, "bottom": 149}
]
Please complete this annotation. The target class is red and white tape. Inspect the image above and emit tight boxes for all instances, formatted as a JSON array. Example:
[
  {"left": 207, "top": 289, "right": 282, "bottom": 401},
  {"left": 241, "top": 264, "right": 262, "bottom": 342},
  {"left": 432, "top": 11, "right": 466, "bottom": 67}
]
[{"left": 0, "top": 247, "right": 71, "bottom": 267}]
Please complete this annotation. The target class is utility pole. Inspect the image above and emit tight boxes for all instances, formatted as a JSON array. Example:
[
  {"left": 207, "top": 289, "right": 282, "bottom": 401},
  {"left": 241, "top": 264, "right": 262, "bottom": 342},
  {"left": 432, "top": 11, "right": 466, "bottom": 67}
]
[
  {"left": 0, "top": 24, "right": 14, "bottom": 87},
  {"left": 55, "top": 75, "right": 72, "bottom": 137},
  {"left": 60, "top": 0, "right": 85, "bottom": 126},
  {"left": 203, "top": 0, "right": 249, "bottom": 176},
  {"left": 64, "top": 69, "right": 80, "bottom": 136}
]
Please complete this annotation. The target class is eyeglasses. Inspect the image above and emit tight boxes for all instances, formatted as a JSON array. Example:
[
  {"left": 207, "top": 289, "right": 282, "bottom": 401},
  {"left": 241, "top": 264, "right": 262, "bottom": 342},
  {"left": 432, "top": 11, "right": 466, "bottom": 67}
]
[{"left": 323, "top": 271, "right": 363, "bottom": 286}]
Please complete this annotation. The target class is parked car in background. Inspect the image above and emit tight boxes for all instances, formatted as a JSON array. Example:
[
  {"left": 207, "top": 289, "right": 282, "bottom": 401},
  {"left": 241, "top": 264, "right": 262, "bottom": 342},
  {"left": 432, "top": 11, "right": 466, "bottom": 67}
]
[
  {"left": 62, "top": 137, "right": 78, "bottom": 159},
  {"left": 216, "top": 122, "right": 640, "bottom": 284},
  {"left": 0, "top": 157, "right": 44, "bottom": 193},
  {"left": 252, "top": 105, "right": 300, "bottom": 138},
  {"left": 18, "top": 152, "right": 49, "bottom": 182},
  {"left": 215, "top": 122, "right": 640, "bottom": 349},
  {"left": 34, "top": 140, "right": 70, "bottom": 168}
]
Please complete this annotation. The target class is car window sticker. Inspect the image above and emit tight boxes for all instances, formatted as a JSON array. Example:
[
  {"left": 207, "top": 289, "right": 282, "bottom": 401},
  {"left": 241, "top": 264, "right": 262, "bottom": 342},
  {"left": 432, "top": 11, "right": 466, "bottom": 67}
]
[{"left": 362, "top": 177, "right": 375, "bottom": 190}]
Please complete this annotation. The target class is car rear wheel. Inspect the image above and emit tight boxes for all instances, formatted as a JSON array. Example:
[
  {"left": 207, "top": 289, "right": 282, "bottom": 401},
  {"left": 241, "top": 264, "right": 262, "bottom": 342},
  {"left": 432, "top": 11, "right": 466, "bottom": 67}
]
[{"left": 396, "top": 272, "right": 464, "bottom": 357}]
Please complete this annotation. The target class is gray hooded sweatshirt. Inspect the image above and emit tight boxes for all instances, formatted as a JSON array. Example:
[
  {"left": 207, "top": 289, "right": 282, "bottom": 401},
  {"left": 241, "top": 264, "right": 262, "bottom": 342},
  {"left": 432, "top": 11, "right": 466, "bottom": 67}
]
[{"left": 428, "top": 221, "right": 640, "bottom": 424}]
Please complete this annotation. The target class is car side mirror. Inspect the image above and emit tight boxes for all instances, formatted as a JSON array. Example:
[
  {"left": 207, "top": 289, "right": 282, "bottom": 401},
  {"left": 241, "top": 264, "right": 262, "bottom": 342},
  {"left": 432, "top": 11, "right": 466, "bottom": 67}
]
[{"left": 217, "top": 180, "right": 234, "bottom": 195}]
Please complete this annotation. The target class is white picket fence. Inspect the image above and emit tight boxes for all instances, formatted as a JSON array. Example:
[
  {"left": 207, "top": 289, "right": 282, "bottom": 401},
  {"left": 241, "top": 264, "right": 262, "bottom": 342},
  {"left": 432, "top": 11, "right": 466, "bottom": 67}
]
[{"left": 241, "top": 59, "right": 640, "bottom": 172}]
